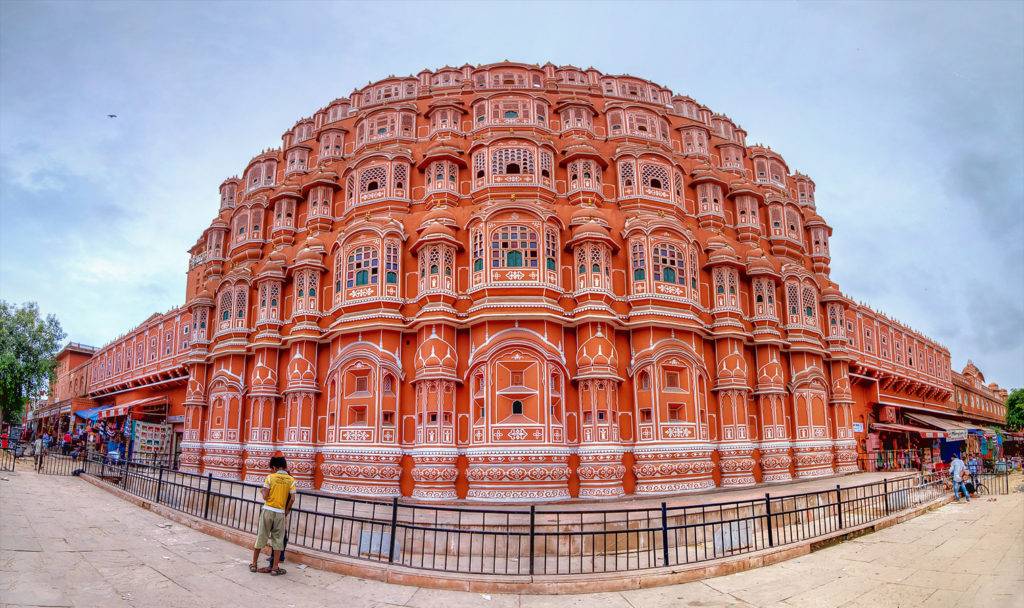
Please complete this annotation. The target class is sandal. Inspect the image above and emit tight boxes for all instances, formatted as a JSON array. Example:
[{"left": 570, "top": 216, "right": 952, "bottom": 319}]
[
  {"left": 257, "top": 567, "right": 273, "bottom": 574},
  {"left": 270, "top": 568, "right": 286, "bottom": 576},
  {"left": 249, "top": 563, "right": 258, "bottom": 573}
]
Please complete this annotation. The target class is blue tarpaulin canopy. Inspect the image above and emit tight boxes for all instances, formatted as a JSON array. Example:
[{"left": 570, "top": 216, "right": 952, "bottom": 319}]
[{"left": 74, "top": 406, "right": 107, "bottom": 421}]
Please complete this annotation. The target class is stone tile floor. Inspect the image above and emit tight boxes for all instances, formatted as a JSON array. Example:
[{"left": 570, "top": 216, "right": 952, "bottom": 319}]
[{"left": 0, "top": 467, "right": 1021, "bottom": 608}]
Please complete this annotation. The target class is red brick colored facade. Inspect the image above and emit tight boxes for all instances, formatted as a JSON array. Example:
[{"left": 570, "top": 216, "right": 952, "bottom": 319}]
[{"left": 33, "top": 62, "right": 1007, "bottom": 501}]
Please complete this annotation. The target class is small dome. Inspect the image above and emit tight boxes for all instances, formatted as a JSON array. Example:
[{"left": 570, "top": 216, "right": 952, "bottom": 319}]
[
  {"left": 414, "top": 329, "right": 457, "bottom": 372},
  {"left": 421, "top": 204, "right": 458, "bottom": 227},
  {"left": 576, "top": 326, "right": 618, "bottom": 371},
  {"left": 745, "top": 247, "right": 778, "bottom": 275},
  {"left": 705, "top": 236, "right": 738, "bottom": 264},
  {"left": 717, "top": 352, "right": 747, "bottom": 384},
  {"left": 570, "top": 204, "right": 604, "bottom": 226},
  {"left": 421, "top": 222, "right": 457, "bottom": 240},
  {"left": 287, "top": 350, "right": 316, "bottom": 386},
  {"left": 251, "top": 358, "right": 278, "bottom": 391}
]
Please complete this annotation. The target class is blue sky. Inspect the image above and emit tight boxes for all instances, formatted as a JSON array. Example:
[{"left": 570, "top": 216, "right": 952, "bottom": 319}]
[{"left": 1, "top": 1, "right": 1021, "bottom": 388}]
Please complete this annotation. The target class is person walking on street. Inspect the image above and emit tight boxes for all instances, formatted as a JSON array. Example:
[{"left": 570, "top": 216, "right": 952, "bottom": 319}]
[
  {"left": 250, "top": 456, "right": 295, "bottom": 575},
  {"left": 950, "top": 453, "right": 970, "bottom": 502}
]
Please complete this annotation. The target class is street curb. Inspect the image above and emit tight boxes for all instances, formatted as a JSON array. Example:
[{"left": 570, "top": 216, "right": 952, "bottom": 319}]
[{"left": 80, "top": 474, "right": 953, "bottom": 594}]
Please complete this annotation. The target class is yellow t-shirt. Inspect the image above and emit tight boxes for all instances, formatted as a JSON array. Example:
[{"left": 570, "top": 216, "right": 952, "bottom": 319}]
[{"left": 262, "top": 470, "right": 296, "bottom": 512}]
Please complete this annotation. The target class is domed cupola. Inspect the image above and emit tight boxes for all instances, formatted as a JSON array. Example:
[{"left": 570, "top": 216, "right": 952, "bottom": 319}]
[
  {"left": 744, "top": 246, "right": 779, "bottom": 278},
  {"left": 704, "top": 235, "right": 740, "bottom": 266},
  {"left": 286, "top": 348, "right": 317, "bottom": 391},
  {"left": 575, "top": 324, "right": 620, "bottom": 379},
  {"left": 413, "top": 326, "right": 459, "bottom": 381},
  {"left": 250, "top": 354, "right": 279, "bottom": 397}
]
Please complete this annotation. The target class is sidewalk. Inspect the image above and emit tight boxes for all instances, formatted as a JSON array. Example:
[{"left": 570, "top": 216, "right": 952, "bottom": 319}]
[{"left": 0, "top": 468, "right": 1021, "bottom": 608}]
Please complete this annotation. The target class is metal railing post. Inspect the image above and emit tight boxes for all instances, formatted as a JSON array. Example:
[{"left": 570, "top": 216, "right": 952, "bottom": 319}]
[
  {"left": 156, "top": 466, "right": 164, "bottom": 505},
  {"left": 528, "top": 505, "right": 536, "bottom": 575},
  {"left": 883, "top": 478, "right": 890, "bottom": 515},
  {"left": 660, "top": 501, "right": 670, "bottom": 566},
  {"left": 387, "top": 496, "right": 399, "bottom": 563},
  {"left": 765, "top": 493, "right": 774, "bottom": 547},
  {"left": 836, "top": 485, "right": 844, "bottom": 529},
  {"left": 202, "top": 472, "right": 213, "bottom": 520}
]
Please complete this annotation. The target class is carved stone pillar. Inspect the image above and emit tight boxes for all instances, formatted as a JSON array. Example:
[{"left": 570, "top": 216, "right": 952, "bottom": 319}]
[
  {"left": 755, "top": 345, "right": 793, "bottom": 482},
  {"left": 409, "top": 326, "right": 460, "bottom": 500},
  {"left": 575, "top": 323, "right": 626, "bottom": 498},
  {"left": 281, "top": 342, "right": 318, "bottom": 489}
]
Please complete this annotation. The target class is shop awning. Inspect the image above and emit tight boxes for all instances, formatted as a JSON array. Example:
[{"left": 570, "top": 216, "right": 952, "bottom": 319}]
[
  {"left": 75, "top": 406, "right": 106, "bottom": 421},
  {"left": 870, "top": 422, "right": 945, "bottom": 439},
  {"left": 904, "top": 412, "right": 989, "bottom": 440},
  {"left": 96, "top": 396, "right": 168, "bottom": 420}
]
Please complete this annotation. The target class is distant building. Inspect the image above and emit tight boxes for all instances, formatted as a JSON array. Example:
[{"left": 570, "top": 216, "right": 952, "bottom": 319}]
[{"left": 39, "top": 62, "right": 1006, "bottom": 499}]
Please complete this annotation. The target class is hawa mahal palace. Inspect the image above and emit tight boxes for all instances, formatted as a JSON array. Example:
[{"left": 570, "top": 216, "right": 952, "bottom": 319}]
[{"left": 33, "top": 62, "right": 1008, "bottom": 502}]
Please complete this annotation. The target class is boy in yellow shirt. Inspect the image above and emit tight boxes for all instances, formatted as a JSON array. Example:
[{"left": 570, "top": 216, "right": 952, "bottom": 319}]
[{"left": 250, "top": 456, "right": 296, "bottom": 575}]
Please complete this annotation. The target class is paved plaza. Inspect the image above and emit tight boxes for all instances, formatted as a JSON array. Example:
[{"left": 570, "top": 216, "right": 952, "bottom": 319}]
[{"left": 0, "top": 467, "right": 1021, "bottom": 608}]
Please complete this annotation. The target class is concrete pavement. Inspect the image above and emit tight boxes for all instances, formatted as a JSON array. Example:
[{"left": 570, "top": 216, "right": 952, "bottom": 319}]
[{"left": 1, "top": 466, "right": 1021, "bottom": 608}]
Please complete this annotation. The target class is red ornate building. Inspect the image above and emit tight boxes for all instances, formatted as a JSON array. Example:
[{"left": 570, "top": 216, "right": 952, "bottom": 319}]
[{"left": 34, "top": 62, "right": 1008, "bottom": 501}]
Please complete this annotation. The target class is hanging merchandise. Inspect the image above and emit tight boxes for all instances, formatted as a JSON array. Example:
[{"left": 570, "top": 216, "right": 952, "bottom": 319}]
[{"left": 132, "top": 421, "right": 173, "bottom": 462}]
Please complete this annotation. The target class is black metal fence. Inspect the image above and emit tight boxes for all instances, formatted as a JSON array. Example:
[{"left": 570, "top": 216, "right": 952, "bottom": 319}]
[{"left": 57, "top": 458, "right": 1010, "bottom": 577}]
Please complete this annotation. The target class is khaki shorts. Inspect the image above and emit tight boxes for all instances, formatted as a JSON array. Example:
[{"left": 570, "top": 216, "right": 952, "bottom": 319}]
[{"left": 254, "top": 509, "right": 287, "bottom": 550}]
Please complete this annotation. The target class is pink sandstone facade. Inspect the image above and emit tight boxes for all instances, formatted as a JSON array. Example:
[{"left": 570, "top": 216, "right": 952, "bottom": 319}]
[{"left": 31, "top": 62, "right": 1007, "bottom": 501}]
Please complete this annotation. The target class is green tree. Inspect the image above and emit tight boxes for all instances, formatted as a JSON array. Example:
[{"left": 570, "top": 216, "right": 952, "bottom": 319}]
[
  {"left": 0, "top": 301, "right": 65, "bottom": 424},
  {"left": 1006, "top": 388, "right": 1024, "bottom": 432}
]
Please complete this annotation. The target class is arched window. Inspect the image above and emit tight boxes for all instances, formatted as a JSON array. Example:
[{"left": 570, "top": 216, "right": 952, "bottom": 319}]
[
  {"left": 631, "top": 240, "right": 646, "bottom": 281},
  {"left": 384, "top": 240, "right": 400, "bottom": 285},
  {"left": 786, "top": 209, "right": 802, "bottom": 241},
  {"left": 471, "top": 228, "right": 484, "bottom": 274},
  {"left": 347, "top": 246, "right": 379, "bottom": 288},
  {"left": 568, "top": 160, "right": 601, "bottom": 191},
  {"left": 802, "top": 286, "right": 817, "bottom": 323},
  {"left": 219, "top": 291, "right": 231, "bottom": 324},
  {"left": 361, "top": 166, "right": 386, "bottom": 193},
  {"left": 491, "top": 148, "right": 535, "bottom": 176},
  {"left": 308, "top": 186, "right": 331, "bottom": 217},
  {"left": 619, "top": 160, "right": 635, "bottom": 193},
  {"left": 652, "top": 243, "right": 686, "bottom": 285},
  {"left": 491, "top": 225, "right": 538, "bottom": 269},
  {"left": 233, "top": 210, "right": 249, "bottom": 243},
  {"left": 512, "top": 400, "right": 524, "bottom": 415},
  {"left": 769, "top": 161, "right": 787, "bottom": 187},
  {"left": 755, "top": 159, "right": 769, "bottom": 184},
  {"left": 697, "top": 183, "right": 723, "bottom": 215},
  {"left": 786, "top": 282, "right": 800, "bottom": 324},
  {"left": 273, "top": 198, "right": 295, "bottom": 229},
  {"left": 736, "top": 196, "right": 759, "bottom": 228},
  {"left": 426, "top": 161, "right": 458, "bottom": 193},
  {"left": 545, "top": 227, "right": 558, "bottom": 271},
  {"left": 640, "top": 162, "right": 670, "bottom": 194}
]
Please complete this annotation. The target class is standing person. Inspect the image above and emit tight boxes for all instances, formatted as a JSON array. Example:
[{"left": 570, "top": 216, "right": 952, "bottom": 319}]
[
  {"left": 33, "top": 433, "right": 44, "bottom": 471},
  {"left": 967, "top": 452, "right": 980, "bottom": 486},
  {"left": 62, "top": 431, "right": 72, "bottom": 455},
  {"left": 249, "top": 456, "right": 295, "bottom": 575},
  {"left": 106, "top": 433, "right": 122, "bottom": 464},
  {"left": 950, "top": 453, "right": 970, "bottom": 502}
]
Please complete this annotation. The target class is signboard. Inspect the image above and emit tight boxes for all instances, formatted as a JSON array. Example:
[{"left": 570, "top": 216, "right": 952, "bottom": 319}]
[
  {"left": 945, "top": 429, "right": 968, "bottom": 441},
  {"left": 165, "top": 415, "right": 185, "bottom": 424},
  {"left": 852, "top": 422, "right": 864, "bottom": 433}
]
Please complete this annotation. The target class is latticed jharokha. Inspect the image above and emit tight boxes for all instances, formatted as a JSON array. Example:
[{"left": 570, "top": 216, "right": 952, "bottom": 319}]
[{"left": 56, "top": 62, "right": 1008, "bottom": 502}]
